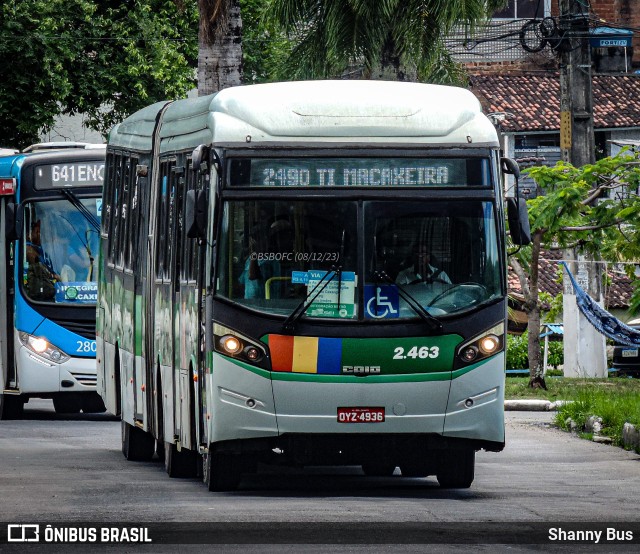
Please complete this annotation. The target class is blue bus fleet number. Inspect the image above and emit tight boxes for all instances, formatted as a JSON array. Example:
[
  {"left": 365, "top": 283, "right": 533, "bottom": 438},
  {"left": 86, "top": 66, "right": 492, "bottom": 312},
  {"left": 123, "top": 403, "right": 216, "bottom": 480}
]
[{"left": 76, "top": 340, "right": 97, "bottom": 353}]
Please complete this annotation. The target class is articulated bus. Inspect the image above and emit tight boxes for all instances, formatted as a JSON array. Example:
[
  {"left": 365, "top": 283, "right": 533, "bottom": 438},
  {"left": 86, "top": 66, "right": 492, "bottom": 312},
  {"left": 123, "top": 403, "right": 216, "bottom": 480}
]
[
  {"left": 0, "top": 145, "right": 106, "bottom": 419},
  {"left": 97, "top": 81, "right": 530, "bottom": 490}
]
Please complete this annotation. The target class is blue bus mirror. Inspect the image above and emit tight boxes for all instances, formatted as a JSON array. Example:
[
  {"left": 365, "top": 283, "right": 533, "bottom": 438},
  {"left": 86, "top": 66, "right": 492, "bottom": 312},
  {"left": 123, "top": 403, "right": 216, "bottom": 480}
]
[
  {"left": 185, "top": 189, "right": 207, "bottom": 239},
  {"left": 5, "top": 202, "right": 23, "bottom": 241},
  {"left": 507, "top": 197, "right": 531, "bottom": 245}
]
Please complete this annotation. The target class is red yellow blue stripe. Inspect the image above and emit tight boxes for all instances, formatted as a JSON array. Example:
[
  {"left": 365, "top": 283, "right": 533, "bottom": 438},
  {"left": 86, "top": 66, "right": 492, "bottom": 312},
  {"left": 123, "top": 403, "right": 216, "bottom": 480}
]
[{"left": 268, "top": 335, "right": 342, "bottom": 374}]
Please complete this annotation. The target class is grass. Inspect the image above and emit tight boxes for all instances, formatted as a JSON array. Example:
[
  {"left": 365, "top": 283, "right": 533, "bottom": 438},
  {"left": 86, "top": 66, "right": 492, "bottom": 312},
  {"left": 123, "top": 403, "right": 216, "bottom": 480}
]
[
  {"left": 505, "top": 376, "right": 640, "bottom": 453},
  {"left": 504, "top": 375, "right": 640, "bottom": 401}
]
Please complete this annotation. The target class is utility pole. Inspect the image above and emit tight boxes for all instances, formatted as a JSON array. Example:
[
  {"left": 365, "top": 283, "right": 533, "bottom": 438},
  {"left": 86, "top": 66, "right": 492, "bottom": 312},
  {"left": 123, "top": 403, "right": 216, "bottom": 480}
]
[{"left": 559, "top": 0, "right": 608, "bottom": 378}]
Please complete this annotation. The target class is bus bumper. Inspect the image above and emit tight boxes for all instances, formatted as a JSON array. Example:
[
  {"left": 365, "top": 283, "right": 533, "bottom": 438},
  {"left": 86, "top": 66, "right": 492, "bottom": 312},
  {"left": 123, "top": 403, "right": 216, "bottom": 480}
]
[
  {"left": 443, "top": 354, "right": 505, "bottom": 445},
  {"left": 208, "top": 353, "right": 504, "bottom": 449},
  {"left": 15, "top": 340, "right": 96, "bottom": 394}
]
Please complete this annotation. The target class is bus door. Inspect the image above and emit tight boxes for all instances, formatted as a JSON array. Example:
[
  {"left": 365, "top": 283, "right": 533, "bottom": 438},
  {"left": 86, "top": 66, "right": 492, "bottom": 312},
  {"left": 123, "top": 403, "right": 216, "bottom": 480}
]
[{"left": 0, "top": 181, "right": 17, "bottom": 391}]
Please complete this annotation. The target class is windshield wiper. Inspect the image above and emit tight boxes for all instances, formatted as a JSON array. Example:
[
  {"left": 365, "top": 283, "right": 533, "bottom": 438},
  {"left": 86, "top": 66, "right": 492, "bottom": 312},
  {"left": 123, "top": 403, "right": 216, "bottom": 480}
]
[
  {"left": 373, "top": 270, "right": 443, "bottom": 333},
  {"left": 61, "top": 189, "right": 100, "bottom": 233},
  {"left": 282, "top": 268, "right": 340, "bottom": 333},
  {"left": 283, "top": 230, "right": 348, "bottom": 333}
]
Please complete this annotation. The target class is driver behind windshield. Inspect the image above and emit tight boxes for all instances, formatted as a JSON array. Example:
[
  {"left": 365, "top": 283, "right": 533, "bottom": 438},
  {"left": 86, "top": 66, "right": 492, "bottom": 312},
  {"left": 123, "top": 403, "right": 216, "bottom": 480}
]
[{"left": 395, "top": 244, "right": 451, "bottom": 285}]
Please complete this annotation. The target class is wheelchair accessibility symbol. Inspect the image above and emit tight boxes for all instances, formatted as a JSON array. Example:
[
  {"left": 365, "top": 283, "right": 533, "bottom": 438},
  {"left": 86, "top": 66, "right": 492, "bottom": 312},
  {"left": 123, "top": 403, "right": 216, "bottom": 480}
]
[{"left": 365, "top": 285, "right": 399, "bottom": 319}]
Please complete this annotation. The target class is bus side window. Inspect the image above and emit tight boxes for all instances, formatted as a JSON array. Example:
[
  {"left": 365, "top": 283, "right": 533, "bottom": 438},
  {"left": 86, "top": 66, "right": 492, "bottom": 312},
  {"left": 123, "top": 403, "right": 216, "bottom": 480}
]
[
  {"left": 109, "top": 154, "right": 124, "bottom": 266},
  {"left": 155, "top": 161, "right": 171, "bottom": 280}
]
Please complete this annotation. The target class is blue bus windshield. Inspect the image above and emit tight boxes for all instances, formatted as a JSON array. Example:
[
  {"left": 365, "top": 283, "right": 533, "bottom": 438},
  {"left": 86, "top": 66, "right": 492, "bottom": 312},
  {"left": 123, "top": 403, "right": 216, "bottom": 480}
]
[{"left": 21, "top": 198, "right": 102, "bottom": 305}]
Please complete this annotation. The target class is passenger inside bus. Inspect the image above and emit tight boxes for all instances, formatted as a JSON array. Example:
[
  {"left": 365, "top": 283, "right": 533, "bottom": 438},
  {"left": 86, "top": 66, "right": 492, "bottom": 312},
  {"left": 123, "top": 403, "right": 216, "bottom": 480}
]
[
  {"left": 240, "top": 210, "right": 298, "bottom": 300},
  {"left": 238, "top": 227, "right": 281, "bottom": 299}
]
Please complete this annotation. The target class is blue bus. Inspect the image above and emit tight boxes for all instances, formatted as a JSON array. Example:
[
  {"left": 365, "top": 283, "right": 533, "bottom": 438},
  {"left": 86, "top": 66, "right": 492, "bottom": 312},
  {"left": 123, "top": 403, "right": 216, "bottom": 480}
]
[{"left": 0, "top": 145, "right": 106, "bottom": 418}]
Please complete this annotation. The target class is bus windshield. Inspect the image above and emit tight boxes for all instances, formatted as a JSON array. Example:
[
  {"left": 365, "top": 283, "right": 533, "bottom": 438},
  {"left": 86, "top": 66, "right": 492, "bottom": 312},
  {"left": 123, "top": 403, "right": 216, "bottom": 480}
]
[
  {"left": 21, "top": 198, "right": 102, "bottom": 305},
  {"left": 217, "top": 199, "right": 502, "bottom": 319}
]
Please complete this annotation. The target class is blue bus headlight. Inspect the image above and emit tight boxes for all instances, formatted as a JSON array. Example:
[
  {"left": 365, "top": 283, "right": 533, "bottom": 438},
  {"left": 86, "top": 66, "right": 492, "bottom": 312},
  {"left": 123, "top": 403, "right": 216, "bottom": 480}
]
[{"left": 18, "top": 332, "right": 70, "bottom": 364}]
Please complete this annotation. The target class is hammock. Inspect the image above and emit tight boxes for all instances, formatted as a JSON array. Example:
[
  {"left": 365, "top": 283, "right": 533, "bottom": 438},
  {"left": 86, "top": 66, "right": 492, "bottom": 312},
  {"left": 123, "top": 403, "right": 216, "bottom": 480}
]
[{"left": 561, "top": 261, "right": 640, "bottom": 347}]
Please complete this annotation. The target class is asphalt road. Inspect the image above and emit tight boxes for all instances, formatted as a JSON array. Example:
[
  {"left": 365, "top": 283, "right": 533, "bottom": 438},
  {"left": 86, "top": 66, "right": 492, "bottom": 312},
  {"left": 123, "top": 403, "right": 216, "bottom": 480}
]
[{"left": 1, "top": 400, "right": 639, "bottom": 551}]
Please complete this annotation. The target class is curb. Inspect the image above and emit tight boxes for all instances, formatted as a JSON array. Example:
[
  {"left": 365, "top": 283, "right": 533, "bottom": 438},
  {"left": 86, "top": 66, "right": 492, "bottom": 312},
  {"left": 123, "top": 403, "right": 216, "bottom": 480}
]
[{"left": 504, "top": 399, "right": 572, "bottom": 411}]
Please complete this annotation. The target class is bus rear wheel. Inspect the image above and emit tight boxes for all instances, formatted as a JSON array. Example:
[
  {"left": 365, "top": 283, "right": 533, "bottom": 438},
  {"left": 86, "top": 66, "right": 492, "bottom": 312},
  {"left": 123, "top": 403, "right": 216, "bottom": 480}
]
[
  {"left": 436, "top": 448, "right": 475, "bottom": 489},
  {"left": 121, "top": 421, "right": 155, "bottom": 461},
  {"left": 203, "top": 446, "right": 242, "bottom": 492},
  {"left": 164, "top": 442, "right": 198, "bottom": 478}
]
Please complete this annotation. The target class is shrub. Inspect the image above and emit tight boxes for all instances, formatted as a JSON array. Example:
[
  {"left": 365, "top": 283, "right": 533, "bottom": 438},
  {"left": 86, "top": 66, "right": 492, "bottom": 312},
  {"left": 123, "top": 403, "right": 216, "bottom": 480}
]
[{"left": 506, "top": 331, "right": 564, "bottom": 370}]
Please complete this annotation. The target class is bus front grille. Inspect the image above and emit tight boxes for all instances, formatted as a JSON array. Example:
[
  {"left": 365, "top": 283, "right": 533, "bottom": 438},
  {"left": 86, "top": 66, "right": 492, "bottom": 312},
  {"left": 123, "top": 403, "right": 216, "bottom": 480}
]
[{"left": 70, "top": 372, "right": 97, "bottom": 387}]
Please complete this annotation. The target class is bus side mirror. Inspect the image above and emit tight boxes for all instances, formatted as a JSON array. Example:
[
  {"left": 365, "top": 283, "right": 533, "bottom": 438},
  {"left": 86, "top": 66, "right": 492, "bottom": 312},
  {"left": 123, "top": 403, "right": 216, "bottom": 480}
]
[
  {"left": 507, "top": 197, "right": 531, "bottom": 246},
  {"left": 192, "top": 144, "right": 210, "bottom": 175},
  {"left": 5, "top": 202, "right": 23, "bottom": 241},
  {"left": 501, "top": 157, "right": 520, "bottom": 179},
  {"left": 185, "top": 189, "right": 207, "bottom": 239}
]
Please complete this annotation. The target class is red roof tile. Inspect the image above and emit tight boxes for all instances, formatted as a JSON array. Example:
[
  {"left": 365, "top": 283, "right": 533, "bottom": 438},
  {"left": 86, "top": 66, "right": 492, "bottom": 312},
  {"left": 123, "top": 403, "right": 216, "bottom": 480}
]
[
  {"left": 508, "top": 250, "right": 634, "bottom": 310},
  {"left": 470, "top": 73, "right": 640, "bottom": 132}
]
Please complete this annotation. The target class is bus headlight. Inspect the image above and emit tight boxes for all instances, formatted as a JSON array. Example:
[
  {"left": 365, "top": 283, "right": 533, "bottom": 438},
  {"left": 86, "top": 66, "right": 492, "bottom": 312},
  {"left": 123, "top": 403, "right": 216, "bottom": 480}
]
[
  {"left": 455, "top": 323, "right": 504, "bottom": 368},
  {"left": 213, "top": 324, "right": 267, "bottom": 367},
  {"left": 18, "top": 332, "right": 70, "bottom": 364}
]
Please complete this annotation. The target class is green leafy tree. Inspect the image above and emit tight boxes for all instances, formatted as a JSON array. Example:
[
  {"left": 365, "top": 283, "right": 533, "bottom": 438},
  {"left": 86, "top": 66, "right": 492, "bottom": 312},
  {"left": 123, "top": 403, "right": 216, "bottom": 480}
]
[
  {"left": 240, "top": 0, "right": 291, "bottom": 84},
  {"left": 510, "top": 151, "right": 640, "bottom": 388},
  {"left": 264, "top": 0, "right": 506, "bottom": 83},
  {"left": 0, "top": 0, "right": 198, "bottom": 149}
]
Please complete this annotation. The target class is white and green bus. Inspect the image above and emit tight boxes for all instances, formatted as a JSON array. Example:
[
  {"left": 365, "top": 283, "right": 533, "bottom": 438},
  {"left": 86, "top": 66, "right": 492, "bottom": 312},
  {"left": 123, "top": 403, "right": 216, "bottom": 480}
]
[{"left": 97, "top": 80, "right": 530, "bottom": 491}]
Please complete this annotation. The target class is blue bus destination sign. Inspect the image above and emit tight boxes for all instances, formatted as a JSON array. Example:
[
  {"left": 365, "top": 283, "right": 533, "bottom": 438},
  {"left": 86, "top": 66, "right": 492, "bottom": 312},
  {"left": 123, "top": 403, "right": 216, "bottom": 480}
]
[
  {"left": 35, "top": 162, "right": 105, "bottom": 189},
  {"left": 230, "top": 158, "right": 489, "bottom": 187}
]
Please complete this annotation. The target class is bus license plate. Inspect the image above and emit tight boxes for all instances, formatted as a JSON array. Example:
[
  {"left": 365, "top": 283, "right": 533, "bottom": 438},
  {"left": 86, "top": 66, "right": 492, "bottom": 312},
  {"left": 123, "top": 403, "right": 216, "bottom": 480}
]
[
  {"left": 337, "top": 407, "right": 385, "bottom": 423},
  {"left": 622, "top": 349, "right": 638, "bottom": 357}
]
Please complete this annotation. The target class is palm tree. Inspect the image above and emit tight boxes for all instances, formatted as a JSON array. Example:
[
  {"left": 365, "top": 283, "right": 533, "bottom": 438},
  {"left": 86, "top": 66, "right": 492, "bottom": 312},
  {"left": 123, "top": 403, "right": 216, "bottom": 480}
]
[
  {"left": 198, "top": 0, "right": 243, "bottom": 95},
  {"left": 265, "top": 0, "right": 506, "bottom": 84}
]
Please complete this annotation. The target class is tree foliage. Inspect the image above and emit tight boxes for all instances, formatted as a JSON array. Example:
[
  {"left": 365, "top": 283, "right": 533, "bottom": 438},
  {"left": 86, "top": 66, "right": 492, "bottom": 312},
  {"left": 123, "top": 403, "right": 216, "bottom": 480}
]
[
  {"left": 510, "top": 151, "right": 640, "bottom": 387},
  {"left": 0, "top": 0, "right": 198, "bottom": 149},
  {"left": 240, "top": 0, "right": 291, "bottom": 84},
  {"left": 264, "top": 0, "right": 506, "bottom": 84}
]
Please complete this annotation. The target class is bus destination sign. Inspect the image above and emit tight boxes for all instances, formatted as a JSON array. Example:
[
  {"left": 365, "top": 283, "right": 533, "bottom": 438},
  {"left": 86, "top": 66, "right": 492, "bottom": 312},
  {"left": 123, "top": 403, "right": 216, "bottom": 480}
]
[
  {"left": 230, "top": 158, "right": 485, "bottom": 188},
  {"left": 35, "top": 162, "right": 105, "bottom": 189}
]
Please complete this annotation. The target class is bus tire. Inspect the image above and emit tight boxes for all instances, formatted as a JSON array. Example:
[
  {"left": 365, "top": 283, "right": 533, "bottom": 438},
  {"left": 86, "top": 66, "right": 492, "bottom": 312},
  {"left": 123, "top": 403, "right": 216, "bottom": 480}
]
[
  {"left": 361, "top": 462, "right": 397, "bottom": 477},
  {"left": 436, "top": 449, "right": 475, "bottom": 489},
  {"left": 164, "top": 442, "right": 198, "bottom": 478},
  {"left": 203, "top": 447, "right": 242, "bottom": 492},
  {"left": 399, "top": 461, "right": 429, "bottom": 478},
  {"left": 0, "top": 394, "right": 25, "bottom": 420},
  {"left": 53, "top": 394, "right": 82, "bottom": 414},
  {"left": 121, "top": 420, "right": 155, "bottom": 461},
  {"left": 81, "top": 393, "right": 107, "bottom": 413}
]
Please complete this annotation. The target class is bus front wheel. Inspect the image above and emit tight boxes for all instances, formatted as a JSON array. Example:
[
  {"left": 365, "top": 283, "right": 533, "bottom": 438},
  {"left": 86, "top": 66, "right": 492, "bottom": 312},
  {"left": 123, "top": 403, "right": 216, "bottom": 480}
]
[
  {"left": 53, "top": 394, "right": 81, "bottom": 415},
  {"left": 436, "top": 448, "right": 475, "bottom": 488},
  {"left": 203, "top": 446, "right": 242, "bottom": 492}
]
